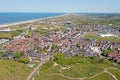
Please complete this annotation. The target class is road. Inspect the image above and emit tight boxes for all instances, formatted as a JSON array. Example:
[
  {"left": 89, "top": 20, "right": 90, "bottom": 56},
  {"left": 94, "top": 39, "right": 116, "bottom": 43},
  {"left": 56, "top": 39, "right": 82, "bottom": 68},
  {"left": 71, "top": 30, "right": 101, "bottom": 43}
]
[
  {"left": 104, "top": 68, "right": 118, "bottom": 80},
  {"left": 26, "top": 62, "right": 44, "bottom": 80},
  {"left": 63, "top": 45, "right": 70, "bottom": 53}
]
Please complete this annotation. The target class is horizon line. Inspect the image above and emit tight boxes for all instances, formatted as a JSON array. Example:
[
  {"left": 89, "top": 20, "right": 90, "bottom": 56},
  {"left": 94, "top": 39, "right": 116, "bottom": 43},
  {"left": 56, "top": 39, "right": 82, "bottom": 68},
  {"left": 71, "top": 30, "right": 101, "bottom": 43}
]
[{"left": 1, "top": 12, "right": 120, "bottom": 14}]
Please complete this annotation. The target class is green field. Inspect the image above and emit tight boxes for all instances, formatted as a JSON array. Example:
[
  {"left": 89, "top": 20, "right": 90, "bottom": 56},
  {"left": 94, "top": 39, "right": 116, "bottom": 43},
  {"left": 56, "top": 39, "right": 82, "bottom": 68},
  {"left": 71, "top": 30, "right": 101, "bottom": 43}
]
[
  {"left": 34, "top": 64, "right": 120, "bottom": 80},
  {"left": 0, "top": 30, "right": 22, "bottom": 39},
  {"left": 84, "top": 33, "right": 120, "bottom": 42},
  {"left": 34, "top": 62, "right": 120, "bottom": 80},
  {"left": 0, "top": 59, "right": 32, "bottom": 80},
  {"left": 33, "top": 55, "right": 120, "bottom": 80}
]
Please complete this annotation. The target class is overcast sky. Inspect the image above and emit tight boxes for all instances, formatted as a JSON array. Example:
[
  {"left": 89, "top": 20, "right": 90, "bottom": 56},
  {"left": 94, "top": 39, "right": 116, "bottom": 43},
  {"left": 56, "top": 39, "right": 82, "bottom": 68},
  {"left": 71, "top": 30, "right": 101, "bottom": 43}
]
[{"left": 0, "top": 0, "right": 120, "bottom": 13}]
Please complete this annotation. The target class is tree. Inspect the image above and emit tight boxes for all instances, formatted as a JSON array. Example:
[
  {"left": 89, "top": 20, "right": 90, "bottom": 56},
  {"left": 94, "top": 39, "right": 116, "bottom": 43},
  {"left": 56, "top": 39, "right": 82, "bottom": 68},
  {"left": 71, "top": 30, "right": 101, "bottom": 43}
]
[
  {"left": 54, "top": 53, "right": 69, "bottom": 66},
  {"left": 14, "top": 51, "right": 24, "bottom": 59},
  {"left": 21, "top": 58, "right": 29, "bottom": 64},
  {"left": 41, "top": 61, "right": 53, "bottom": 71},
  {"left": 52, "top": 43, "right": 56, "bottom": 50},
  {"left": 0, "top": 52, "right": 7, "bottom": 57},
  {"left": 14, "top": 52, "right": 21, "bottom": 59},
  {"left": 102, "top": 49, "right": 114, "bottom": 57},
  {"left": 76, "top": 43, "right": 80, "bottom": 48}
]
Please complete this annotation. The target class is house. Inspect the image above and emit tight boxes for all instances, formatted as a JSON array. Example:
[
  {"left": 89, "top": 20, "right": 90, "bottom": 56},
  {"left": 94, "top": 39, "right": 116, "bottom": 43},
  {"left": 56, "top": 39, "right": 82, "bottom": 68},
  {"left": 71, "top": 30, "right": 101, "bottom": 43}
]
[
  {"left": 0, "top": 46, "right": 2, "bottom": 50},
  {"left": 89, "top": 46, "right": 102, "bottom": 55},
  {"left": 108, "top": 50, "right": 120, "bottom": 63},
  {"left": 7, "top": 53, "right": 14, "bottom": 60},
  {"left": 111, "top": 43, "right": 120, "bottom": 50},
  {"left": 114, "top": 57, "right": 120, "bottom": 63}
]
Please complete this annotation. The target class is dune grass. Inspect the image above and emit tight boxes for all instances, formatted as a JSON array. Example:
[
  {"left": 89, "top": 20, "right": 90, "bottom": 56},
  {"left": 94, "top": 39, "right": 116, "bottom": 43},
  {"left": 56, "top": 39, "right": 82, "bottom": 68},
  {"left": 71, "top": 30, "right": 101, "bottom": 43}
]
[
  {"left": 85, "top": 73, "right": 115, "bottom": 80},
  {"left": 0, "top": 59, "right": 32, "bottom": 80},
  {"left": 61, "top": 63, "right": 109, "bottom": 78},
  {"left": 108, "top": 68, "right": 120, "bottom": 80},
  {"left": 33, "top": 58, "right": 115, "bottom": 80}
]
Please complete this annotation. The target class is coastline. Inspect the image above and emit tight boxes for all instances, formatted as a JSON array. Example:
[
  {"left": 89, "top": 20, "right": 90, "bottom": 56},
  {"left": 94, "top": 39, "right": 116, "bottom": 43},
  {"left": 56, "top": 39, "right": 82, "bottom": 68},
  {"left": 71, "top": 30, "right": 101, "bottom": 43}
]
[{"left": 0, "top": 13, "right": 68, "bottom": 28}]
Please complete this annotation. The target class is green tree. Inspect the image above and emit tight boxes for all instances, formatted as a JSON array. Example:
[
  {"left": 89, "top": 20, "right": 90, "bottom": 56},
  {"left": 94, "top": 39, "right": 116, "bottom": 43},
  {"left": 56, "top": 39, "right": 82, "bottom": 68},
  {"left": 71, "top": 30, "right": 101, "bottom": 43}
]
[
  {"left": 41, "top": 61, "right": 53, "bottom": 71},
  {"left": 19, "top": 58, "right": 29, "bottom": 64},
  {"left": 14, "top": 51, "right": 24, "bottom": 59},
  {"left": 102, "top": 49, "right": 114, "bottom": 57},
  {"left": 76, "top": 43, "right": 80, "bottom": 48},
  {"left": 54, "top": 53, "right": 69, "bottom": 66},
  {"left": 52, "top": 43, "right": 56, "bottom": 50},
  {"left": 79, "top": 51, "right": 84, "bottom": 57},
  {"left": 0, "top": 52, "right": 7, "bottom": 57}
]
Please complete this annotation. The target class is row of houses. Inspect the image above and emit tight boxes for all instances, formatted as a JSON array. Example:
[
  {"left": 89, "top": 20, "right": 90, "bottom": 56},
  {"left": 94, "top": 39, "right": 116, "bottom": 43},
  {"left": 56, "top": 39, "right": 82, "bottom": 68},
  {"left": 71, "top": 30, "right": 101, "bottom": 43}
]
[{"left": 2, "top": 20, "right": 120, "bottom": 63}]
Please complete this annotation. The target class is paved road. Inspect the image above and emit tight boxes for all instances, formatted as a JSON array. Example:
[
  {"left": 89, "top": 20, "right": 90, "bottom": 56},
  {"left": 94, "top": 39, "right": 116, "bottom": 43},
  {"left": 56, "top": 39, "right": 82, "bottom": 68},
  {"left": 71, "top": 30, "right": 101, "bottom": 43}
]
[
  {"left": 63, "top": 45, "right": 70, "bottom": 53},
  {"left": 26, "top": 62, "right": 44, "bottom": 80}
]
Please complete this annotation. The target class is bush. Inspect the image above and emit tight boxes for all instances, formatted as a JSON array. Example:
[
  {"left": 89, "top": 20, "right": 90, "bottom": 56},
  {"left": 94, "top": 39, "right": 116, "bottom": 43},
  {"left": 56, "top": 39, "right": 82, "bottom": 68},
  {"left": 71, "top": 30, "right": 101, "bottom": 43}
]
[
  {"left": 102, "top": 49, "right": 114, "bottom": 57},
  {"left": 0, "top": 52, "right": 7, "bottom": 57},
  {"left": 14, "top": 51, "right": 24, "bottom": 59},
  {"left": 102, "top": 59, "right": 111, "bottom": 64},
  {"left": 54, "top": 53, "right": 70, "bottom": 66},
  {"left": 40, "top": 61, "right": 53, "bottom": 71},
  {"left": 54, "top": 53, "right": 87, "bottom": 66},
  {"left": 18, "top": 58, "right": 29, "bottom": 64},
  {"left": 69, "top": 57, "right": 84, "bottom": 64}
]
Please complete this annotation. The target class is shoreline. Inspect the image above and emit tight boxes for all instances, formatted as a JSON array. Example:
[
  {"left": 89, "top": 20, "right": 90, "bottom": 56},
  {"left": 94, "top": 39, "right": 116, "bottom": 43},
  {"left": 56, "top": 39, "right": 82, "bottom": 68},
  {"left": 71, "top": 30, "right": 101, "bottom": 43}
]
[{"left": 0, "top": 13, "right": 68, "bottom": 28}]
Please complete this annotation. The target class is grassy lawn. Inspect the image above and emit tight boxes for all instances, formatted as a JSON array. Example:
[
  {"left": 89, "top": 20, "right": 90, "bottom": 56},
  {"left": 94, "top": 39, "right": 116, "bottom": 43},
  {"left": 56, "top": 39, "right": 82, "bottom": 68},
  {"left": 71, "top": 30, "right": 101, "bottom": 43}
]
[
  {"left": 85, "top": 73, "right": 115, "bottom": 80},
  {"left": 0, "top": 30, "right": 22, "bottom": 39},
  {"left": 0, "top": 59, "right": 32, "bottom": 80},
  {"left": 0, "top": 32, "right": 14, "bottom": 39},
  {"left": 108, "top": 68, "right": 120, "bottom": 80},
  {"left": 84, "top": 33, "right": 120, "bottom": 42}
]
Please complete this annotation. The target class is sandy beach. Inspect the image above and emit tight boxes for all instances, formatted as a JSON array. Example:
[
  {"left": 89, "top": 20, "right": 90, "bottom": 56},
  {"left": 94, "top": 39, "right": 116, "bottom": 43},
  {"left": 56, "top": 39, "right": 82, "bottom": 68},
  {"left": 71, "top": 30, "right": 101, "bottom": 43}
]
[{"left": 0, "top": 13, "right": 67, "bottom": 28}]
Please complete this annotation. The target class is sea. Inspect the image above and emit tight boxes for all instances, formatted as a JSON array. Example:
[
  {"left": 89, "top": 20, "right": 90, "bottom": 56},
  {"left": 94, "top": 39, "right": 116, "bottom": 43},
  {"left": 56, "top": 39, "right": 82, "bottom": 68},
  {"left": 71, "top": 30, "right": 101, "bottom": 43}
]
[{"left": 0, "top": 13, "right": 64, "bottom": 25}]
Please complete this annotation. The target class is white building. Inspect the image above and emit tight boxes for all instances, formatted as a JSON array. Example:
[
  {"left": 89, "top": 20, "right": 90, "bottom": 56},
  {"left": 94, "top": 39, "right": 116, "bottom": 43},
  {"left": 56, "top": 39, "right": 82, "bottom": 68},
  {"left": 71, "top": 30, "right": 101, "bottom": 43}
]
[
  {"left": 90, "top": 46, "right": 102, "bottom": 55},
  {"left": 0, "top": 39, "right": 9, "bottom": 44},
  {"left": 99, "top": 33, "right": 118, "bottom": 38}
]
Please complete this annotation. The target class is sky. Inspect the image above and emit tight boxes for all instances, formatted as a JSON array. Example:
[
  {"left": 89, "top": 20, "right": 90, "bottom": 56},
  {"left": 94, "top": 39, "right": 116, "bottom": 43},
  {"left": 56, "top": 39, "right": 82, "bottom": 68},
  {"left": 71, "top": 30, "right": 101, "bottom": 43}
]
[{"left": 0, "top": 0, "right": 120, "bottom": 13}]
